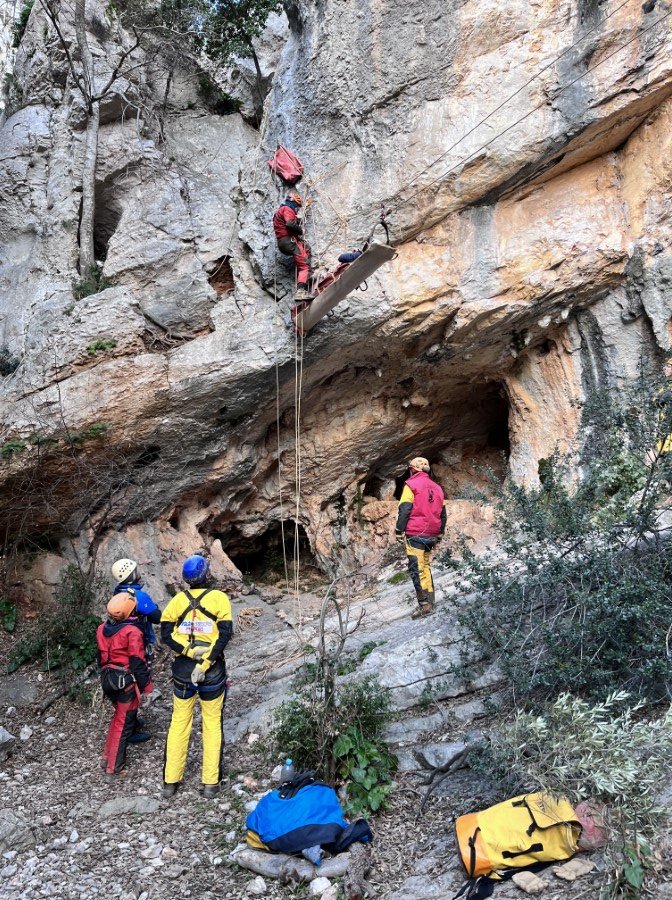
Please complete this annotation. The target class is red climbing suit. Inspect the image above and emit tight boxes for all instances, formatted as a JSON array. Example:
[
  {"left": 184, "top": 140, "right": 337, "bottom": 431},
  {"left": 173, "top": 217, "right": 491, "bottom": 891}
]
[
  {"left": 96, "top": 618, "right": 153, "bottom": 775},
  {"left": 273, "top": 203, "right": 311, "bottom": 287}
]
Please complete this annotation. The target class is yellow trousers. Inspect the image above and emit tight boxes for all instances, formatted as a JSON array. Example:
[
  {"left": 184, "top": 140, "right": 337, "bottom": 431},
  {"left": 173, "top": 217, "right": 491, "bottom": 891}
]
[
  {"left": 164, "top": 691, "right": 225, "bottom": 786},
  {"left": 405, "top": 537, "right": 435, "bottom": 594}
]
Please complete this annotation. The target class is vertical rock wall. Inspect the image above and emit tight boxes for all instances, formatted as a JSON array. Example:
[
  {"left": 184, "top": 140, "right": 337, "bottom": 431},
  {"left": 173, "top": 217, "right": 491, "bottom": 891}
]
[{"left": 1, "top": 0, "right": 672, "bottom": 593}]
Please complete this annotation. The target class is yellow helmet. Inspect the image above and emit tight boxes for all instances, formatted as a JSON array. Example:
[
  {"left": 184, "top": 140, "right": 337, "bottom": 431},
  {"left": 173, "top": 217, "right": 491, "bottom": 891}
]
[
  {"left": 409, "top": 456, "right": 430, "bottom": 472},
  {"left": 107, "top": 591, "right": 137, "bottom": 622}
]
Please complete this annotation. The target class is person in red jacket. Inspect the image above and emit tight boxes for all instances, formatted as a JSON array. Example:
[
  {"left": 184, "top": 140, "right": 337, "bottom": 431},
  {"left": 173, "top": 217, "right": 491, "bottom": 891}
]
[
  {"left": 395, "top": 456, "right": 447, "bottom": 618},
  {"left": 96, "top": 592, "right": 153, "bottom": 779},
  {"left": 273, "top": 193, "right": 314, "bottom": 301}
]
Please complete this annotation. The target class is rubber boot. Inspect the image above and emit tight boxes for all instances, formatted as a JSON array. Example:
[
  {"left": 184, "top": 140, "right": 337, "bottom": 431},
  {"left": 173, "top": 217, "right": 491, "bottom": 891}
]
[{"left": 162, "top": 782, "right": 178, "bottom": 799}]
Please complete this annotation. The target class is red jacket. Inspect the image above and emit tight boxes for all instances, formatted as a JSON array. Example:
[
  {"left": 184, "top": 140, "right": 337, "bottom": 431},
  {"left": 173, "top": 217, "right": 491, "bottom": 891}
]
[
  {"left": 396, "top": 471, "right": 446, "bottom": 537},
  {"left": 273, "top": 204, "right": 303, "bottom": 241},
  {"left": 96, "top": 618, "right": 153, "bottom": 693}
]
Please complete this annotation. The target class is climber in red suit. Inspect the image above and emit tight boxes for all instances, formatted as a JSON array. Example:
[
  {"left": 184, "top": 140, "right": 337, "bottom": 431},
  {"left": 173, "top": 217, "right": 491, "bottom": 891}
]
[
  {"left": 96, "top": 591, "right": 153, "bottom": 779},
  {"left": 273, "top": 192, "right": 314, "bottom": 302}
]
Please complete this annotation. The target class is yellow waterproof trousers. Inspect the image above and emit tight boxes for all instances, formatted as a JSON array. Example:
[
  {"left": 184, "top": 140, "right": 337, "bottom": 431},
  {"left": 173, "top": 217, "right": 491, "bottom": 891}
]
[
  {"left": 405, "top": 537, "right": 435, "bottom": 594},
  {"left": 164, "top": 690, "right": 225, "bottom": 786}
]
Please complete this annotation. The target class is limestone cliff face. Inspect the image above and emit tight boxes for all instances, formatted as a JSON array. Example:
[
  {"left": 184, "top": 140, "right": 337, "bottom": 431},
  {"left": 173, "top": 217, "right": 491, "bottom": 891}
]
[{"left": 1, "top": 0, "right": 671, "bottom": 595}]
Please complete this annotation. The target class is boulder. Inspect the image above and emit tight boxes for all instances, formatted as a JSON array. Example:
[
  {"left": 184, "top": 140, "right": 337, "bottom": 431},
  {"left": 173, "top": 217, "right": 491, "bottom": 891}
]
[{"left": 0, "top": 809, "right": 35, "bottom": 854}]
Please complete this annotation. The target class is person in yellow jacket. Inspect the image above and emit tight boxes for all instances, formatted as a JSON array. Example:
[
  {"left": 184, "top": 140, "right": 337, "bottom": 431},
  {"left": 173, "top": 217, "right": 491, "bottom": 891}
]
[{"left": 160, "top": 554, "right": 233, "bottom": 799}]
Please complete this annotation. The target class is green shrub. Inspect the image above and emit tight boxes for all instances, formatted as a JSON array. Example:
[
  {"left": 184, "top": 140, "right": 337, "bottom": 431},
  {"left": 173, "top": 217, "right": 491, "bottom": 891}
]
[
  {"left": 387, "top": 572, "right": 408, "bottom": 585},
  {"left": 67, "top": 422, "right": 110, "bottom": 445},
  {"left": 0, "top": 598, "right": 18, "bottom": 633},
  {"left": 477, "top": 692, "right": 672, "bottom": 898},
  {"left": 87, "top": 339, "right": 117, "bottom": 356},
  {"left": 448, "top": 367, "right": 672, "bottom": 705},
  {"left": 197, "top": 75, "right": 241, "bottom": 115},
  {"left": 73, "top": 266, "right": 113, "bottom": 300},
  {"left": 269, "top": 674, "right": 396, "bottom": 817},
  {"left": 1, "top": 439, "right": 27, "bottom": 459},
  {"left": 8, "top": 565, "right": 103, "bottom": 675}
]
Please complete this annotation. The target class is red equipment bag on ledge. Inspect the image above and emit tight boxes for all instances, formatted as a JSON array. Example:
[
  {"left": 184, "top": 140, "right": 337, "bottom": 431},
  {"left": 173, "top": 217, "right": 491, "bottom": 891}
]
[{"left": 267, "top": 146, "right": 304, "bottom": 185}]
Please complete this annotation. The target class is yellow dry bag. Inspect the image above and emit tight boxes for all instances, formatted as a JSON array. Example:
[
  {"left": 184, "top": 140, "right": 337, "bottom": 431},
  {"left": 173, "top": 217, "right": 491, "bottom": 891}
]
[{"left": 455, "top": 792, "right": 581, "bottom": 880}]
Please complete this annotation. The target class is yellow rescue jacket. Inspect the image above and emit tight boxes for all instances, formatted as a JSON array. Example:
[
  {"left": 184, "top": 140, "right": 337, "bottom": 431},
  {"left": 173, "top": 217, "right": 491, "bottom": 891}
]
[
  {"left": 160, "top": 587, "right": 232, "bottom": 673},
  {"left": 456, "top": 792, "right": 581, "bottom": 879}
]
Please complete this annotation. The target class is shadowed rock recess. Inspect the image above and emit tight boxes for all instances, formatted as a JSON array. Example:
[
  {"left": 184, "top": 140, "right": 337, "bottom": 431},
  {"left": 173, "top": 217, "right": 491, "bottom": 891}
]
[{"left": 1, "top": 0, "right": 672, "bottom": 587}]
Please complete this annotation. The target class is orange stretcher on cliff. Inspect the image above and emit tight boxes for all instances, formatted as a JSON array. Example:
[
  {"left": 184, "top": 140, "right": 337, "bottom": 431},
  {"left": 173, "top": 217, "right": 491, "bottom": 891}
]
[{"left": 290, "top": 241, "right": 396, "bottom": 335}]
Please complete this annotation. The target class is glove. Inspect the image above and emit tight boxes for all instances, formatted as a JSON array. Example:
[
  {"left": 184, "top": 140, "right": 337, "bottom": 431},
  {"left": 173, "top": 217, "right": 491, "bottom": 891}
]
[
  {"left": 191, "top": 665, "right": 206, "bottom": 686},
  {"left": 192, "top": 646, "right": 209, "bottom": 660}
]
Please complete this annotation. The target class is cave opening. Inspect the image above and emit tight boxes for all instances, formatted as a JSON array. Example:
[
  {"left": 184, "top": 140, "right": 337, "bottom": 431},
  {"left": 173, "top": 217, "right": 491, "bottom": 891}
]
[
  {"left": 364, "top": 383, "right": 511, "bottom": 501},
  {"left": 221, "top": 519, "right": 318, "bottom": 584},
  {"left": 93, "top": 184, "right": 123, "bottom": 263}
]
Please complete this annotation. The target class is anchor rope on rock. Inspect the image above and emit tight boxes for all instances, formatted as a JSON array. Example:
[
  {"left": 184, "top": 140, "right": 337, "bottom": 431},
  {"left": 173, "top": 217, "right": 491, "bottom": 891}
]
[
  {"left": 388, "top": 3, "right": 671, "bottom": 219},
  {"left": 394, "top": 0, "right": 635, "bottom": 203}
]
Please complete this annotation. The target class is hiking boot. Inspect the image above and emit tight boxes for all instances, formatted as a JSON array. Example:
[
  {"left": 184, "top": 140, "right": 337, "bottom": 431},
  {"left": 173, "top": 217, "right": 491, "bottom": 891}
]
[
  {"left": 202, "top": 783, "right": 220, "bottom": 800},
  {"left": 294, "top": 287, "right": 315, "bottom": 302},
  {"left": 162, "top": 782, "right": 178, "bottom": 799},
  {"left": 411, "top": 602, "right": 433, "bottom": 619},
  {"left": 425, "top": 591, "right": 436, "bottom": 609},
  {"left": 127, "top": 732, "right": 151, "bottom": 744},
  {"left": 104, "top": 769, "right": 129, "bottom": 782}
]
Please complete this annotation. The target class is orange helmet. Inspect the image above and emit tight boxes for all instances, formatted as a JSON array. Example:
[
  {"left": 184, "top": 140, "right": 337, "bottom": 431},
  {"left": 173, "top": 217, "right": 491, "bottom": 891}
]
[
  {"left": 107, "top": 591, "right": 137, "bottom": 621},
  {"left": 286, "top": 192, "right": 303, "bottom": 207}
]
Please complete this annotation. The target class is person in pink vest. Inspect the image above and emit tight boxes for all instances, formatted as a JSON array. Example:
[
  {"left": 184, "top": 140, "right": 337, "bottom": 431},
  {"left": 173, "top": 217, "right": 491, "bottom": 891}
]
[{"left": 395, "top": 456, "right": 447, "bottom": 618}]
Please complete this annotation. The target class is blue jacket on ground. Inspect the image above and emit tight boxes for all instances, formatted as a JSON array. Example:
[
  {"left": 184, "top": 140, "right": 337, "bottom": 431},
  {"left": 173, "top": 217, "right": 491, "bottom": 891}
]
[
  {"left": 246, "top": 783, "right": 372, "bottom": 854},
  {"left": 114, "top": 582, "right": 160, "bottom": 646}
]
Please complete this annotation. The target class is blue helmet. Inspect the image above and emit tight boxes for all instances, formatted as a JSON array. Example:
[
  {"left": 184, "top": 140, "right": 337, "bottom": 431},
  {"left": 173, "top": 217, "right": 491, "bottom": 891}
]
[{"left": 182, "top": 555, "right": 210, "bottom": 585}]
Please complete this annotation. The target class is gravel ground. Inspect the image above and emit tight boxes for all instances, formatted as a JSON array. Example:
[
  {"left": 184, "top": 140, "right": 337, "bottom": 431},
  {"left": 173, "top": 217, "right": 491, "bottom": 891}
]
[{"left": 0, "top": 607, "right": 613, "bottom": 900}]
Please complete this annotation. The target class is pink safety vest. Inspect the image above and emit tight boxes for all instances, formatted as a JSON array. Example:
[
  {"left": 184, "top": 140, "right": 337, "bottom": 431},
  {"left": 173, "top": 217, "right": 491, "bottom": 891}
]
[{"left": 405, "top": 472, "right": 445, "bottom": 536}]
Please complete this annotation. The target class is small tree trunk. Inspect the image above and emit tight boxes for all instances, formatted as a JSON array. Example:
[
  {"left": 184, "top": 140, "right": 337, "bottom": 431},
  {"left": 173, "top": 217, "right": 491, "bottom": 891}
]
[
  {"left": 74, "top": 0, "right": 98, "bottom": 274},
  {"left": 79, "top": 99, "right": 99, "bottom": 273},
  {"left": 246, "top": 40, "right": 265, "bottom": 120}
]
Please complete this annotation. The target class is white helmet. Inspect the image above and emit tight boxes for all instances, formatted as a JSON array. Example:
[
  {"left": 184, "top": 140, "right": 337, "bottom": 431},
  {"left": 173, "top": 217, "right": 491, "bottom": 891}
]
[{"left": 111, "top": 558, "right": 138, "bottom": 584}]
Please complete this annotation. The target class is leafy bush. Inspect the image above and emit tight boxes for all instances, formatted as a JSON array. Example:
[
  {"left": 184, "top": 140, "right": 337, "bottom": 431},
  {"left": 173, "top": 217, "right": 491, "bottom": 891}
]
[
  {"left": 197, "top": 75, "right": 241, "bottom": 115},
  {"left": 269, "top": 673, "right": 396, "bottom": 817},
  {"left": 0, "top": 598, "right": 18, "bottom": 633},
  {"left": 73, "top": 266, "right": 112, "bottom": 300},
  {"left": 447, "top": 368, "right": 672, "bottom": 704},
  {"left": 67, "top": 422, "right": 110, "bottom": 445},
  {"left": 87, "top": 339, "right": 117, "bottom": 356},
  {"left": 8, "top": 566, "right": 104, "bottom": 675},
  {"left": 477, "top": 692, "right": 672, "bottom": 898},
  {"left": 1, "top": 440, "right": 27, "bottom": 459}
]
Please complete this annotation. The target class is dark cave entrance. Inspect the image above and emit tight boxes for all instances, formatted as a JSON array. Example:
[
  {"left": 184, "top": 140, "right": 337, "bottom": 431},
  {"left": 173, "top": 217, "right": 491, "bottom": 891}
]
[
  {"left": 93, "top": 185, "right": 123, "bottom": 263},
  {"left": 364, "top": 383, "right": 511, "bottom": 501},
  {"left": 221, "top": 520, "right": 318, "bottom": 584}
]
